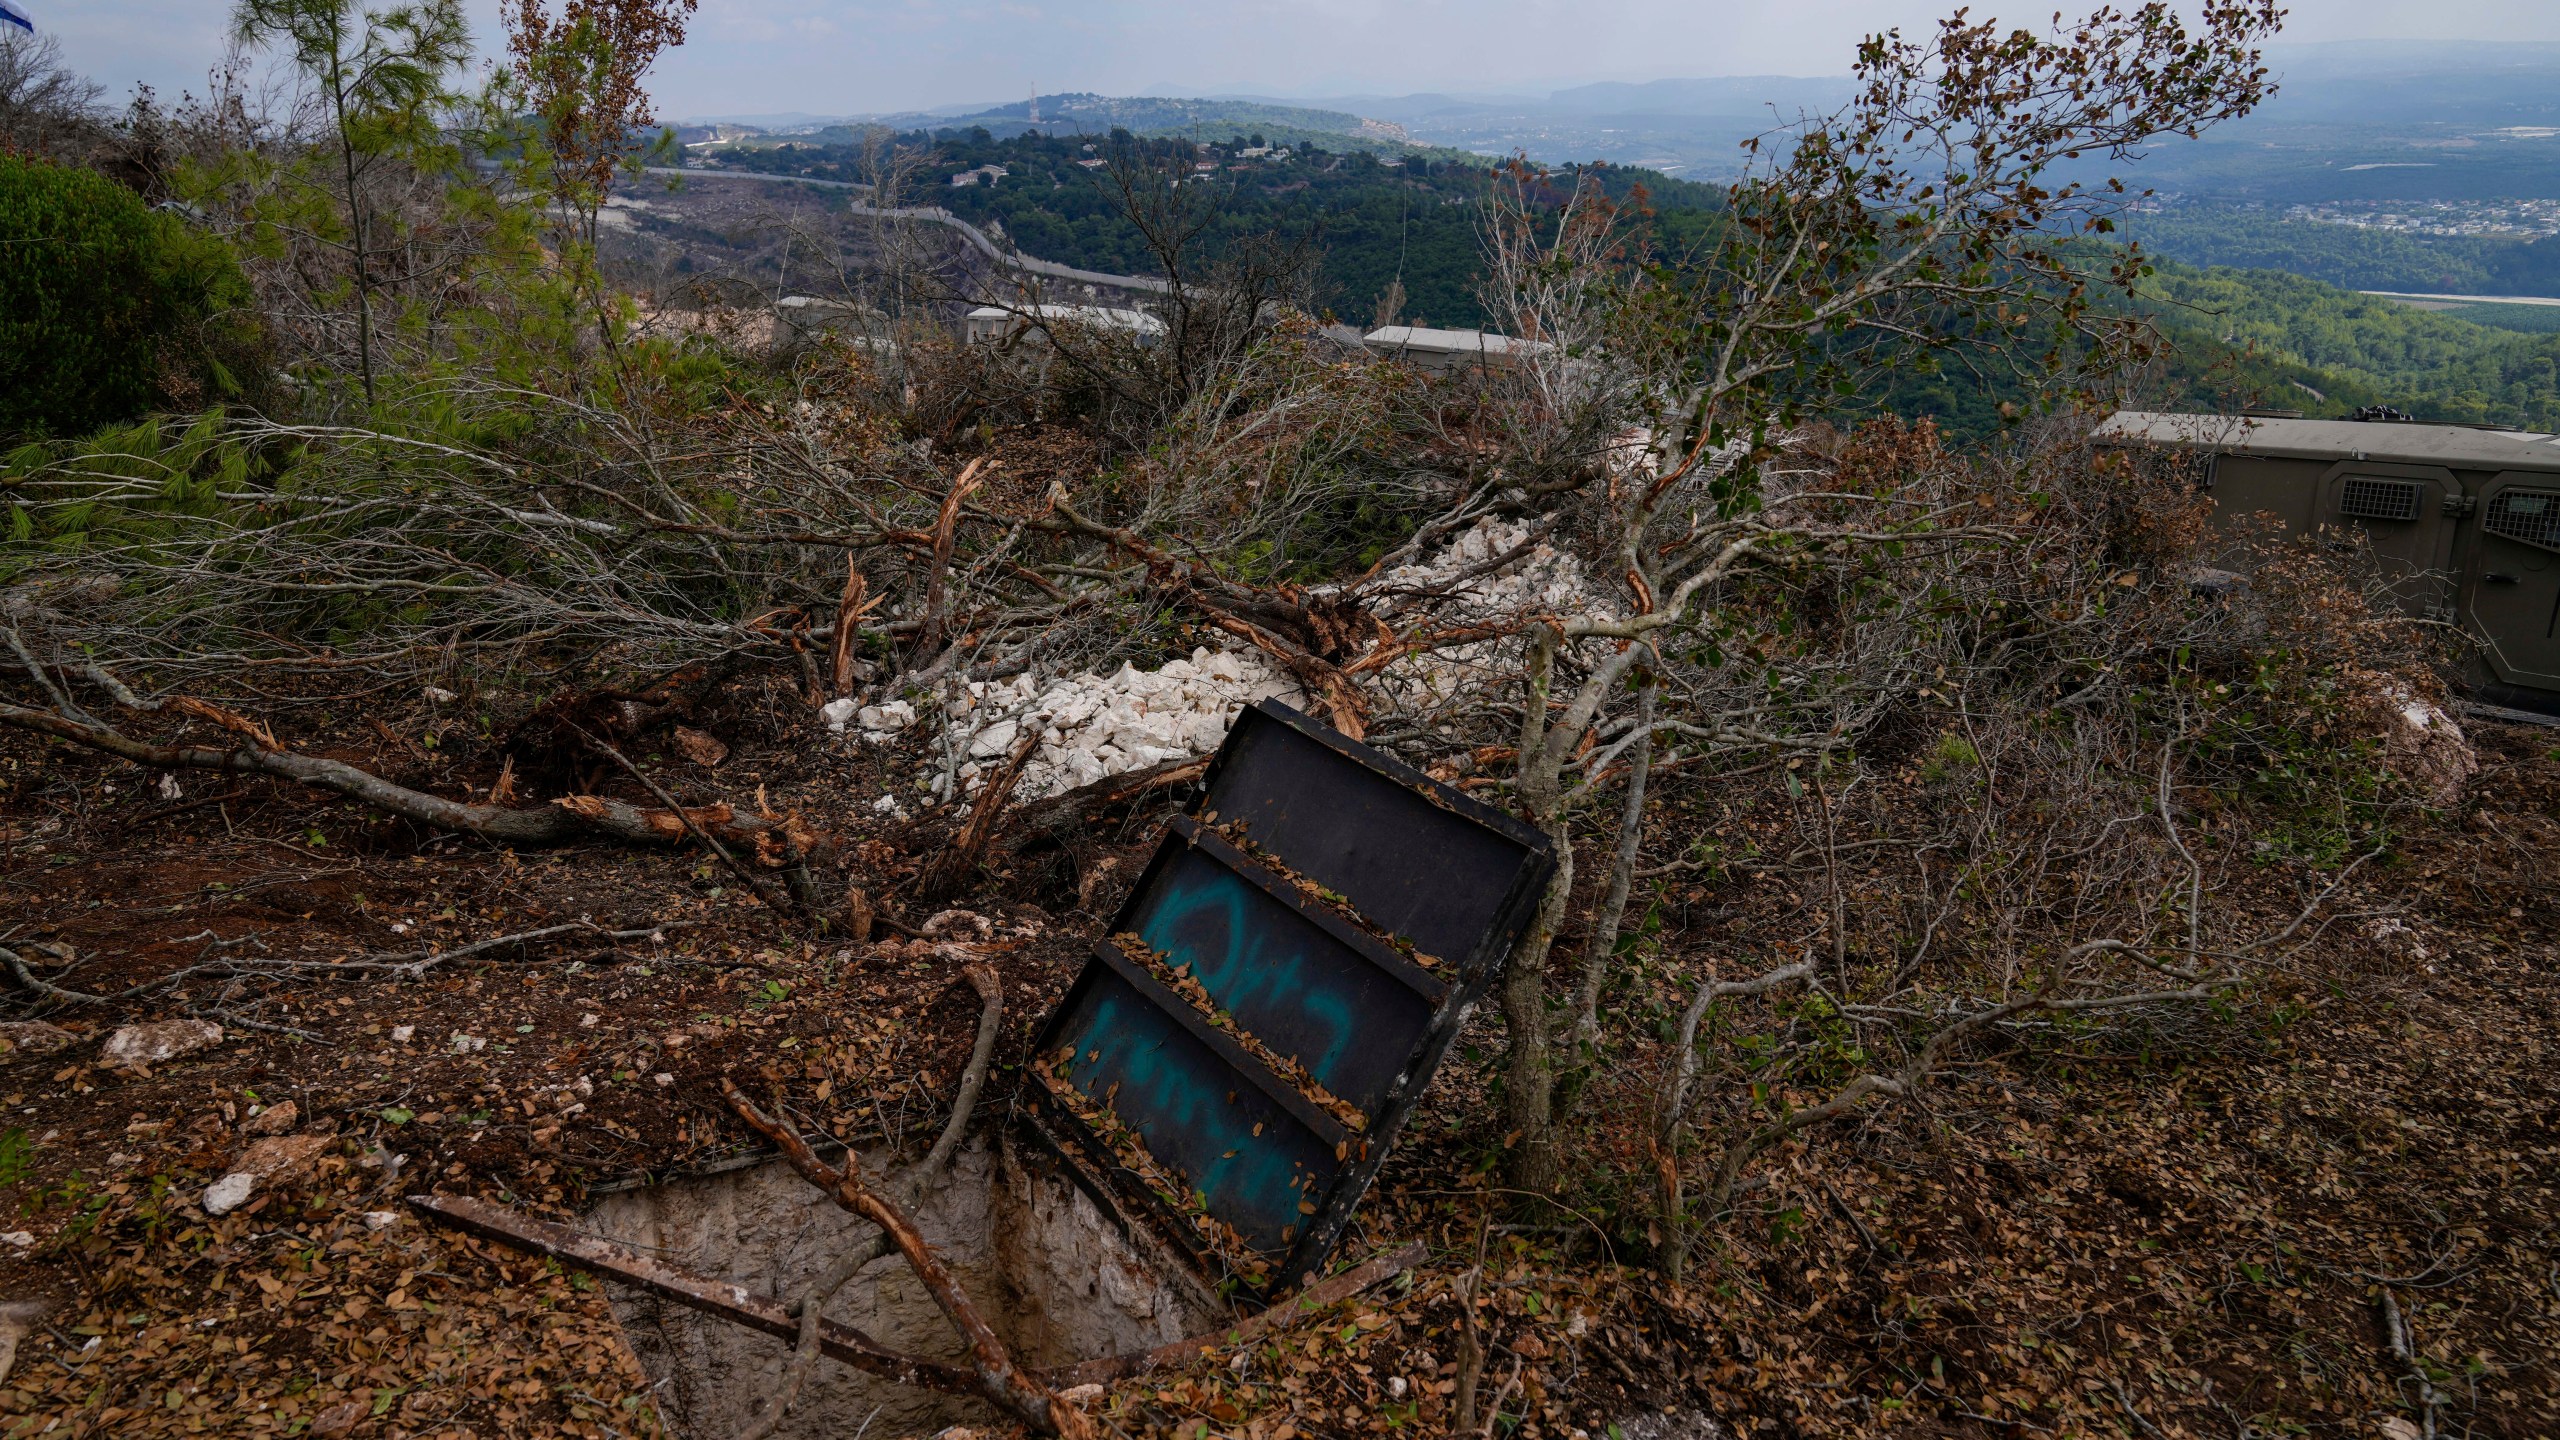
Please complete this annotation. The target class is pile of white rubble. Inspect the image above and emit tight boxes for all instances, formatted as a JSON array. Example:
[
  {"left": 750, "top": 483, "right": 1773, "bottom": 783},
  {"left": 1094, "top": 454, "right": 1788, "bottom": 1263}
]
[
  {"left": 828, "top": 647, "right": 1303, "bottom": 803},
  {"left": 821, "top": 519, "right": 1610, "bottom": 810},
  {"left": 1371, "top": 517, "right": 1600, "bottom": 620},
  {"left": 1359, "top": 518, "right": 1607, "bottom": 712}
]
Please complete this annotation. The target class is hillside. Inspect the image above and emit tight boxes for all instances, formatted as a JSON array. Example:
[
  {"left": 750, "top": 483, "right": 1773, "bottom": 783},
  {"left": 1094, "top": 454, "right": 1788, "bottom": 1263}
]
[
  {"left": 698, "top": 129, "right": 1721, "bottom": 329},
  {"left": 1884, "top": 260, "right": 2560, "bottom": 439},
  {"left": 2135, "top": 262, "right": 2560, "bottom": 429},
  {"left": 1172, "top": 42, "right": 2560, "bottom": 192},
  {"left": 697, "top": 93, "right": 1483, "bottom": 166},
  {"left": 927, "top": 94, "right": 1465, "bottom": 161},
  {"left": 2118, "top": 206, "right": 2560, "bottom": 308},
  {"left": 691, "top": 128, "right": 2560, "bottom": 437}
]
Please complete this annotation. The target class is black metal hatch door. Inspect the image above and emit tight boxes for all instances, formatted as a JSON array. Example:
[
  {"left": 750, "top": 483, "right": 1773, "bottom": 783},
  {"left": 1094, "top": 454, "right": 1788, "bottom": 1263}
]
[{"left": 1024, "top": 699, "right": 1555, "bottom": 1295}]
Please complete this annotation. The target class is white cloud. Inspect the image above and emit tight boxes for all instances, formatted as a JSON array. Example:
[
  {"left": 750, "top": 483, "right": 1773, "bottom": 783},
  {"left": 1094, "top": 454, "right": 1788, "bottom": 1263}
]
[{"left": 31, "top": 0, "right": 2560, "bottom": 122}]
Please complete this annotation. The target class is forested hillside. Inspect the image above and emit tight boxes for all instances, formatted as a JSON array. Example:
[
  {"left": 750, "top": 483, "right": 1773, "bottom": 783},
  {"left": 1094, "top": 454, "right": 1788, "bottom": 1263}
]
[
  {"left": 702, "top": 131, "right": 2560, "bottom": 436},
  {"left": 2136, "top": 262, "right": 2560, "bottom": 427},
  {"left": 1883, "top": 259, "right": 2560, "bottom": 438},
  {"left": 841, "top": 93, "right": 1477, "bottom": 163},
  {"left": 2119, "top": 206, "right": 2560, "bottom": 303},
  {"left": 2429, "top": 300, "right": 2560, "bottom": 334},
  {"left": 706, "top": 129, "right": 1718, "bottom": 328}
]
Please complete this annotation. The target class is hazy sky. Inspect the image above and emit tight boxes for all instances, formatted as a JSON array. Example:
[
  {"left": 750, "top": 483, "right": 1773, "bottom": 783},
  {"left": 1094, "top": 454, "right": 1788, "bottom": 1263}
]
[{"left": 25, "top": 0, "right": 2560, "bottom": 121}]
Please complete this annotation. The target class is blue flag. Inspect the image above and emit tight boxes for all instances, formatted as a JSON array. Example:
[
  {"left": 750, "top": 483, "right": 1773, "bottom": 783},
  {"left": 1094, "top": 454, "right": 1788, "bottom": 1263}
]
[{"left": 0, "top": 1, "right": 33, "bottom": 33}]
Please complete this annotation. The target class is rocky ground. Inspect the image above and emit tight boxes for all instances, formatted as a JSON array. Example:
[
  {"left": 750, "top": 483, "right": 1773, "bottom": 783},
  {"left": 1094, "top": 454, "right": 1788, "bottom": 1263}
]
[{"left": 0, "top": 674, "right": 2552, "bottom": 1439}]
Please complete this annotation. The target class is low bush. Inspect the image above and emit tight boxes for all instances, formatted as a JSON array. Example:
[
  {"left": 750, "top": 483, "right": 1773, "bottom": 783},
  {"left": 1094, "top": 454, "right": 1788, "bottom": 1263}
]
[{"left": 0, "top": 152, "right": 264, "bottom": 437}]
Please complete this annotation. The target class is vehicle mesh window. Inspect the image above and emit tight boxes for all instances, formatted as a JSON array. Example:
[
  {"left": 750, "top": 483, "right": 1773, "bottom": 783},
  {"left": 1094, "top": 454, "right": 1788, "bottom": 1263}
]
[
  {"left": 2338, "top": 476, "right": 2422, "bottom": 522},
  {"left": 2485, "top": 489, "right": 2560, "bottom": 552}
]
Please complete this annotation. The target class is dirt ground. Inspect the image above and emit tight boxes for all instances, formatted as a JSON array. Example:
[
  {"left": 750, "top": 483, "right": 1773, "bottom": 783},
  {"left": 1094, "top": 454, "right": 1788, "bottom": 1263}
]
[{"left": 0, "top": 684, "right": 2551, "bottom": 1439}]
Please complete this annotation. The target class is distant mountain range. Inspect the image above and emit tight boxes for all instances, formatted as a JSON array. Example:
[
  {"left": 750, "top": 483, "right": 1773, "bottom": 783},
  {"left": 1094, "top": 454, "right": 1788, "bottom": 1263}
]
[
  {"left": 679, "top": 94, "right": 1466, "bottom": 165},
  {"left": 680, "top": 41, "right": 2560, "bottom": 195},
  {"left": 1279, "top": 42, "right": 2560, "bottom": 191}
]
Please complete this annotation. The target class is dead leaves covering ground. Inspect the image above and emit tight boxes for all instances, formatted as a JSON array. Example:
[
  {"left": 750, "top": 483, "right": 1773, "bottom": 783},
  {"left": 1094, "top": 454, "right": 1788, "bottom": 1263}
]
[
  {"left": 1079, "top": 728, "right": 2560, "bottom": 1440},
  {"left": 0, "top": 714, "right": 2554, "bottom": 1438},
  {"left": 3, "top": 1163, "right": 659, "bottom": 1437}
]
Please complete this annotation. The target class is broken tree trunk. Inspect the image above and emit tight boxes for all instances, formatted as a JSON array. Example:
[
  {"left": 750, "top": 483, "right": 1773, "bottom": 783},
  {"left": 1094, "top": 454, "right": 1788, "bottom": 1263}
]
[
  {"left": 914, "top": 729, "right": 1042, "bottom": 904},
  {"left": 829, "top": 563, "right": 873, "bottom": 698},
  {"left": 0, "top": 701, "right": 827, "bottom": 858},
  {"left": 1000, "top": 755, "right": 1207, "bottom": 859},
  {"left": 735, "top": 961, "right": 1005, "bottom": 1440},
  {"left": 911, "top": 457, "right": 988, "bottom": 675}
]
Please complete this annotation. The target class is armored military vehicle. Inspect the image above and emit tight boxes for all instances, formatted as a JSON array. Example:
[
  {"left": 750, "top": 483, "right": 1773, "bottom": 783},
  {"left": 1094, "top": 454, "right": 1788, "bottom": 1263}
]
[{"left": 2095, "top": 410, "right": 2560, "bottom": 714}]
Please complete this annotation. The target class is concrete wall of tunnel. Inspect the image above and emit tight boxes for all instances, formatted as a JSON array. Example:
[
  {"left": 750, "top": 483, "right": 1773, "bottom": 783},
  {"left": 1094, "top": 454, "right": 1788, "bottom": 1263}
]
[{"left": 581, "top": 1135, "right": 1222, "bottom": 1439}]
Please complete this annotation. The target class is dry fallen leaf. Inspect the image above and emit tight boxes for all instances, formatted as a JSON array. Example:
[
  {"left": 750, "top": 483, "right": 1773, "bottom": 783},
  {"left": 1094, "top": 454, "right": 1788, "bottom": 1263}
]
[{"left": 673, "top": 726, "right": 729, "bottom": 767}]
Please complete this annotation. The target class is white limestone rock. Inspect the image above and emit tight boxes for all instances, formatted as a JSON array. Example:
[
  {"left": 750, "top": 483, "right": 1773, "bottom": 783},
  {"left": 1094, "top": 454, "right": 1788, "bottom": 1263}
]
[
  {"left": 903, "top": 647, "right": 1305, "bottom": 803},
  {"left": 857, "top": 700, "right": 917, "bottom": 734},
  {"left": 98, "top": 1019, "right": 223, "bottom": 1072},
  {"left": 201, "top": 1172, "right": 256, "bottom": 1216},
  {"left": 2363, "top": 678, "right": 2477, "bottom": 807},
  {"left": 0, "top": 1022, "right": 75, "bottom": 1066}
]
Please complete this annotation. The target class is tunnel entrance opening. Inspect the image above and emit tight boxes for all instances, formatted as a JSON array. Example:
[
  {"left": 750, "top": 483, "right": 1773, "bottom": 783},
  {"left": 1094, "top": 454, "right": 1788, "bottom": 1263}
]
[{"left": 582, "top": 1134, "right": 1219, "bottom": 1438}]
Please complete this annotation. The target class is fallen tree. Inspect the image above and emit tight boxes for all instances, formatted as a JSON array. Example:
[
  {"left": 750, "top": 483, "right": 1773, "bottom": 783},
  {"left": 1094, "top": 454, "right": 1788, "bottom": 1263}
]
[{"left": 0, "top": 689, "right": 822, "bottom": 858}]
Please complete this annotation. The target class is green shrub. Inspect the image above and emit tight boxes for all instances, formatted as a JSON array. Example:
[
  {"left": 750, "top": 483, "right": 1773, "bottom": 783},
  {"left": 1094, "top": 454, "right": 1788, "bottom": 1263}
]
[{"left": 0, "top": 153, "right": 263, "bottom": 437}]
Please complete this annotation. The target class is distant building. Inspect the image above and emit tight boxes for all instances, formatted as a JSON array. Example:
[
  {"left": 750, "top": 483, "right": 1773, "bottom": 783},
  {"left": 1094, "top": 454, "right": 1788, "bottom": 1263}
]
[
  {"left": 1361, "top": 325, "right": 1553, "bottom": 373},
  {"left": 1315, "top": 323, "right": 1371, "bottom": 357},
  {"left": 965, "top": 304, "right": 1167, "bottom": 347},
  {"left": 950, "top": 164, "right": 1009, "bottom": 187},
  {"left": 1076, "top": 157, "right": 1108, "bottom": 169},
  {"left": 770, "top": 296, "right": 899, "bottom": 366}
]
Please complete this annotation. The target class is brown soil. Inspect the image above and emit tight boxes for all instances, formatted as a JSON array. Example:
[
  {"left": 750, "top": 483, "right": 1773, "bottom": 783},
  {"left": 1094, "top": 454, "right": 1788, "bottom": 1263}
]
[
  {"left": 0, "top": 686, "right": 2551, "bottom": 1440},
  {"left": 0, "top": 678, "right": 1172, "bottom": 1437}
]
